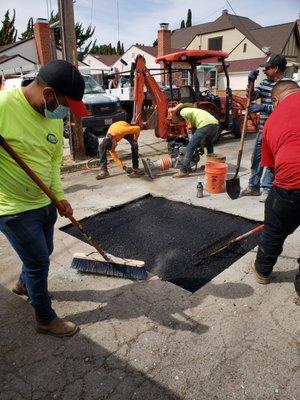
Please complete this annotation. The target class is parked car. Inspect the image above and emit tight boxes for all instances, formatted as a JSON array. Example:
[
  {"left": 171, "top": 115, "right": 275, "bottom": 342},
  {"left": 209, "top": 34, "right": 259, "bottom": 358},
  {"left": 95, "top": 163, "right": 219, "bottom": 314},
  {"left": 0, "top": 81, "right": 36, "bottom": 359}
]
[
  {"left": 21, "top": 72, "right": 127, "bottom": 136},
  {"left": 81, "top": 74, "right": 127, "bottom": 135}
]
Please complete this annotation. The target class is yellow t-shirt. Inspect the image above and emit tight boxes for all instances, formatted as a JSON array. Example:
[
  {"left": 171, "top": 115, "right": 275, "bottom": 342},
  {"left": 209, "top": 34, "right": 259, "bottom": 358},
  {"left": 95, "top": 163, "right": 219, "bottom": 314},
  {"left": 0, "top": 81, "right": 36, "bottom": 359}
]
[
  {"left": 107, "top": 121, "right": 140, "bottom": 142},
  {"left": 0, "top": 88, "right": 64, "bottom": 216},
  {"left": 180, "top": 108, "right": 218, "bottom": 129}
]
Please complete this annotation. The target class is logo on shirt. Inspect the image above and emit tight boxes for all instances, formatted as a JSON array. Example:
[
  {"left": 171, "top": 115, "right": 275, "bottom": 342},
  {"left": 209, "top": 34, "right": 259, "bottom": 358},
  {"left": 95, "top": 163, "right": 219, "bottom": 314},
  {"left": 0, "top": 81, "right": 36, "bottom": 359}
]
[{"left": 47, "top": 133, "right": 58, "bottom": 144}]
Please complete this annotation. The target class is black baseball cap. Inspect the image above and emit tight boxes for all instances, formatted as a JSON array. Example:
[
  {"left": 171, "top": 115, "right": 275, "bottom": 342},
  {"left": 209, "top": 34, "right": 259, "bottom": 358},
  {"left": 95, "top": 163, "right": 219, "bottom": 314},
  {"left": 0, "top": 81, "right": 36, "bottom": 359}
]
[
  {"left": 37, "top": 59, "right": 88, "bottom": 117},
  {"left": 260, "top": 54, "right": 287, "bottom": 71}
]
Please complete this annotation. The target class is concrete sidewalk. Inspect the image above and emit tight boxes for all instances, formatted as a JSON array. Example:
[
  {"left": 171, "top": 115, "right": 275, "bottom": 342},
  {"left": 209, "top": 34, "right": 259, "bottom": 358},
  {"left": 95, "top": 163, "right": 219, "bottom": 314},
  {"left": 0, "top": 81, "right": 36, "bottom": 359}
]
[{"left": 0, "top": 130, "right": 299, "bottom": 400}]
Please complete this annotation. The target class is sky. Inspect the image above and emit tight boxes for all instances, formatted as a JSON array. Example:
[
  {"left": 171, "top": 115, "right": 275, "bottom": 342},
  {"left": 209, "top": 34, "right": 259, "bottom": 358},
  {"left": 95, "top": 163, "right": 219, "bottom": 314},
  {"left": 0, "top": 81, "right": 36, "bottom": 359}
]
[{"left": 0, "top": 0, "right": 299, "bottom": 50}]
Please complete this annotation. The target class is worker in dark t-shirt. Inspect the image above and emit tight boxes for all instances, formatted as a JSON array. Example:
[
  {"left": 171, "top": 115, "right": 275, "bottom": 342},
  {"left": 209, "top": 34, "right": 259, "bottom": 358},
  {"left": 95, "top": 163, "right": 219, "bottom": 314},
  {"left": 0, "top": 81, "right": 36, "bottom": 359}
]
[{"left": 252, "top": 80, "right": 300, "bottom": 303}]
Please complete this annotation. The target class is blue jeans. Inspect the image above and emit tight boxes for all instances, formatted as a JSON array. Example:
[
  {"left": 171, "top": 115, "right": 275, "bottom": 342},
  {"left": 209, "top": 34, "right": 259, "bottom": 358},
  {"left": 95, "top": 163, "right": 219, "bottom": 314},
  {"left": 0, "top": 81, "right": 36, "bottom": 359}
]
[
  {"left": 248, "top": 131, "right": 274, "bottom": 191},
  {"left": 181, "top": 124, "right": 219, "bottom": 173},
  {"left": 0, "top": 203, "right": 57, "bottom": 323}
]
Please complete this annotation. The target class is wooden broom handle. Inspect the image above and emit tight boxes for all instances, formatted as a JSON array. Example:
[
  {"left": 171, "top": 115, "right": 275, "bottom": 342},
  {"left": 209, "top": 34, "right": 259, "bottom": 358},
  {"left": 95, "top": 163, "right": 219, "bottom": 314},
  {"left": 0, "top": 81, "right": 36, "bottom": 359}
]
[
  {"left": 0, "top": 134, "right": 65, "bottom": 211},
  {"left": 0, "top": 134, "right": 110, "bottom": 261}
]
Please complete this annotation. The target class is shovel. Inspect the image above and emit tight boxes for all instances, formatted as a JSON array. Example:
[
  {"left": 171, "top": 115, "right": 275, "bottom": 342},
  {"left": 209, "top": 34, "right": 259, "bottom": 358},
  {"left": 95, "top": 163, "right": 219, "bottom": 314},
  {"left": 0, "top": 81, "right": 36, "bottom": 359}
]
[{"left": 226, "top": 79, "right": 254, "bottom": 199}]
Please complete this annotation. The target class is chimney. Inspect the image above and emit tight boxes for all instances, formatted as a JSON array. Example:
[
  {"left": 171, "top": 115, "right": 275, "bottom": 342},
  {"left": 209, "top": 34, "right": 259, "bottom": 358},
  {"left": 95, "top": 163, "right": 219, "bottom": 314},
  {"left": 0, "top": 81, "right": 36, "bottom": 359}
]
[
  {"left": 33, "top": 18, "right": 54, "bottom": 65},
  {"left": 157, "top": 23, "right": 171, "bottom": 85},
  {"left": 222, "top": 9, "right": 228, "bottom": 15},
  {"left": 157, "top": 22, "right": 171, "bottom": 57}
]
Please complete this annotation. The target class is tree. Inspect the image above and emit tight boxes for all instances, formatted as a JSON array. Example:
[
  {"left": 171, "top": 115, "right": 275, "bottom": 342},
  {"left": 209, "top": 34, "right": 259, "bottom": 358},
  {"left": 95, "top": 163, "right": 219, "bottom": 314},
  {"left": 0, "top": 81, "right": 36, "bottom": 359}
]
[
  {"left": 153, "top": 38, "right": 158, "bottom": 47},
  {"left": 49, "top": 11, "right": 95, "bottom": 61},
  {"left": 180, "top": 20, "right": 185, "bottom": 29},
  {"left": 186, "top": 9, "right": 192, "bottom": 27},
  {"left": 19, "top": 17, "right": 33, "bottom": 40},
  {"left": 117, "top": 40, "right": 122, "bottom": 55},
  {"left": 0, "top": 9, "right": 17, "bottom": 46}
]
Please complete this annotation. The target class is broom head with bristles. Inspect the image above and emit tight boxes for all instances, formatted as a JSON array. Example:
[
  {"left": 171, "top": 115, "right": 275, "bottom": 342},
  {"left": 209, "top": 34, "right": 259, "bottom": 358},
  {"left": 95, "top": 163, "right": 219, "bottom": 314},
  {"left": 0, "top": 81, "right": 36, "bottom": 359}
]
[{"left": 71, "top": 252, "right": 148, "bottom": 280}]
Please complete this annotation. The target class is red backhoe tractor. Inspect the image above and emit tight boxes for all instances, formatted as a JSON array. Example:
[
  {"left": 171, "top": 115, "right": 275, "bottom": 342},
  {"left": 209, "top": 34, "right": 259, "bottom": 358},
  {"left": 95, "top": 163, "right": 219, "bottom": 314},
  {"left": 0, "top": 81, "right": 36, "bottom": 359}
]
[{"left": 131, "top": 50, "right": 258, "bottom": 162}]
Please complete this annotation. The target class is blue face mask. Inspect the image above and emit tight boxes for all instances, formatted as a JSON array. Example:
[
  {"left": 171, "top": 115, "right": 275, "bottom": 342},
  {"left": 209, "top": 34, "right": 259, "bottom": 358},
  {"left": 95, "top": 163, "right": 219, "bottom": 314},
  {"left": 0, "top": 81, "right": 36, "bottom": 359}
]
[{"left": 44, "top": 92, "right": 69, "bottom": 119}]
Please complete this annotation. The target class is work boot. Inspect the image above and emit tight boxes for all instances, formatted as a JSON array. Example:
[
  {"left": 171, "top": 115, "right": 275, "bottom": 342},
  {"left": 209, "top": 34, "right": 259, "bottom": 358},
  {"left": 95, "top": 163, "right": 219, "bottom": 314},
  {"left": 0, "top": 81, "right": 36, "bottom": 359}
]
[
  {"left": 172, "top": 171, "right": 189, "bottom": 178},
  {"left": 259, "top": 190, "right": 269, "bottom": 203},
  {"left": 36, "top": 317, "right": 79, "bottom": 337},
  {"left": 240, "top": 186, "right": 261, "bottom": 197},
  {"left": 96, "top": 169, "right": 109, "bottom": 180},
  {"left": 12, "top": 281, "right": 28, "bottom": 296},
  {"left": 251, "top": 265, "right": 271, "bottom": 284}
]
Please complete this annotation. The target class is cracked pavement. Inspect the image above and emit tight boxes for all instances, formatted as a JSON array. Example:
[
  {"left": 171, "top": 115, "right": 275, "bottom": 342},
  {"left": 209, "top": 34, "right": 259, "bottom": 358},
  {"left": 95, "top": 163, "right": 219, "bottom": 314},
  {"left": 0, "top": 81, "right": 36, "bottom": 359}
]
[{"left": 0, "top": 131, "right": 299, "bottom": 400}]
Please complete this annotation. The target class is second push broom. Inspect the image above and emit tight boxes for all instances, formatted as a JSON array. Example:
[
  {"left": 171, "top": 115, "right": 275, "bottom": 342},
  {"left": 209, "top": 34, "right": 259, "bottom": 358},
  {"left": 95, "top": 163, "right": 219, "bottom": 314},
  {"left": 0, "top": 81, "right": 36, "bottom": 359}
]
[{"left": 0, "top": 134, "right": 147, "bottom": 280}]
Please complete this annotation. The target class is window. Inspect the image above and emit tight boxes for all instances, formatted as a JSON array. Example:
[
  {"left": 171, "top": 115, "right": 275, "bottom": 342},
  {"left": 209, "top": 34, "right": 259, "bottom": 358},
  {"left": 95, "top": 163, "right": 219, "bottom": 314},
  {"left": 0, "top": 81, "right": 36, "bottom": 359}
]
[
  {"left": 208, "top": 36, "right": 222, "bottom": 51},
  {"left": 243, "top": 43, "right": 247, "bottom": 53},
  {"left": 209, "top": 70, "right": 217, "bottom": 88},
  {"left": 181, "top": 70, "right": 189, "bottom": 86}
]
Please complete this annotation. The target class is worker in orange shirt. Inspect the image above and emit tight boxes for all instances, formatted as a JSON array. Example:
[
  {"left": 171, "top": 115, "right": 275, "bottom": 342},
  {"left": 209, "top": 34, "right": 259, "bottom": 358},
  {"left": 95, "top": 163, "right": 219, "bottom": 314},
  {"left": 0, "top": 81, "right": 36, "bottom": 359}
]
[{"left": 96, "top": 121, "right": 144, "bottom": 179}]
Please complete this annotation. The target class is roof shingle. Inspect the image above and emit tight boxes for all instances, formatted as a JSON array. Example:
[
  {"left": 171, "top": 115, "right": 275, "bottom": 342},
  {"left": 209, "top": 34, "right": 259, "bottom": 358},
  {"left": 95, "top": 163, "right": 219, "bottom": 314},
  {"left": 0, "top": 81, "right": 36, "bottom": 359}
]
[
  {"left": 171, "top": 13, "right": 261, "bottom": 48},
  {"left": 250, "top": 22, "right": 297, "bottom": 55},
  {"left": 90, "top": 54, "right": 120, "bottom": 66}
]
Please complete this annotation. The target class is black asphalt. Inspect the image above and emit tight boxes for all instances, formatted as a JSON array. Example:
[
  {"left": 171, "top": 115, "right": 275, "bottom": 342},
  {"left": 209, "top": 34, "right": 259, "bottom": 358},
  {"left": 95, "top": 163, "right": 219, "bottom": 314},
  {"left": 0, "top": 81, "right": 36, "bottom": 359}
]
[{"left": 62, "top": 195, "right": 261, "bottom": 292}]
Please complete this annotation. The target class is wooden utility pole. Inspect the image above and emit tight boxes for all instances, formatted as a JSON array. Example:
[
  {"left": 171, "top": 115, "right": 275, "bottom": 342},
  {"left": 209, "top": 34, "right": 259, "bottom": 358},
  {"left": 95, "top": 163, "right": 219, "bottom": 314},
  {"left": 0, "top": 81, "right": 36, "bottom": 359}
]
[{"left": 58, "top": 0, "right": 86, "bottom": 161}]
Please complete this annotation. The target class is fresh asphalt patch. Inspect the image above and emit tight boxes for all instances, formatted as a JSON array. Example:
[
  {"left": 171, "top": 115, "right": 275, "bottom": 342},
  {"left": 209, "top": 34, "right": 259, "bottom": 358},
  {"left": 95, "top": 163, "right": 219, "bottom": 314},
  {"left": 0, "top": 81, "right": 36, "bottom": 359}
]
[{"left": 61, "top": 195, "right": 261, "bottom": 292}]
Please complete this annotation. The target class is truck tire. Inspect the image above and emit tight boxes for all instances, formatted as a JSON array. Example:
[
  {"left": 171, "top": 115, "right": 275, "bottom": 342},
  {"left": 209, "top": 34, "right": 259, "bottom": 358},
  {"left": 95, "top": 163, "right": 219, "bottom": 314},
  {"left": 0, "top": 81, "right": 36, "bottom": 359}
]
[{"left": 232, "top": 116, "right": 243, "bottom": 138}]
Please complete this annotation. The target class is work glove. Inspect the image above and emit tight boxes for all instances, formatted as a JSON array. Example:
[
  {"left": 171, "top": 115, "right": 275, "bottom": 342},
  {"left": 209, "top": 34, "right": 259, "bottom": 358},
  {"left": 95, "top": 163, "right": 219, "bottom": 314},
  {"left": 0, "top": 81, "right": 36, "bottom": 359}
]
[
  {"left": 123, "top": 166, "right": 133, "bottom": 174},
  {"left": 248, "top": 70, "right": 259, "bottom": 80},
  {"left": 248, "top": 103, "right": 263, "bottom": 113}
]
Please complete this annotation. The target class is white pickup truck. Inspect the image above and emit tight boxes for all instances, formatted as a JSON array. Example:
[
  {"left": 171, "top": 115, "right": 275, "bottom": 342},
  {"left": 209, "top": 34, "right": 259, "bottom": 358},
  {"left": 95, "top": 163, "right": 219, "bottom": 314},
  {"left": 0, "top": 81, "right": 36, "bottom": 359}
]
[{"left": 105, "top": 74, "right": 135, "bottom": 120}]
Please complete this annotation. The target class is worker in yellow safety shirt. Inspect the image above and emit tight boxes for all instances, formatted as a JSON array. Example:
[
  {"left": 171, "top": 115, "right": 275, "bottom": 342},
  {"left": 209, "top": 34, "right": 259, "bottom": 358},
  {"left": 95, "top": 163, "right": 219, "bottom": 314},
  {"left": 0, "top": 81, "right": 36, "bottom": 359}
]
[{"left": 96, "top": 121, "right": 144, "bottom": 179}]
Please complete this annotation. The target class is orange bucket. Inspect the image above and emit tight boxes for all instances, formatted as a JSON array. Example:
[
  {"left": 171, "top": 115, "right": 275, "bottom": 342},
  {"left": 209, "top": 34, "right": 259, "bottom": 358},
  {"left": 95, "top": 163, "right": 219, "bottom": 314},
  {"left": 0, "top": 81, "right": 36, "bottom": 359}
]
[{"left": 205, "top": 162, "right": 228, "bottom": 194}]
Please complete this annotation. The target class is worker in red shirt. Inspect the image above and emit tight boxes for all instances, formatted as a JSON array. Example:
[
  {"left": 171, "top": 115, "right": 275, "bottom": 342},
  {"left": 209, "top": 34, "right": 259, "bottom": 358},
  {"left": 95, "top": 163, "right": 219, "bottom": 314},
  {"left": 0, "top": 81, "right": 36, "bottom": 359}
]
[{"left": 252, "top": 80, "right": 300, "bottom": 303}]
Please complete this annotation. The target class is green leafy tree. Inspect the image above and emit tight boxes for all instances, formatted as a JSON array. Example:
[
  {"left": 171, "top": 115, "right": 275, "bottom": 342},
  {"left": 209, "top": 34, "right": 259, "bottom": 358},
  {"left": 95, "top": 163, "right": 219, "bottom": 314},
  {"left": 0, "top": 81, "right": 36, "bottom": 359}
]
[
  {"left": 186, "top": 9, "right": 192, "bottom": 27},
  {"left": 180, "top": 20, "right": 185, "bottom": 29},
  {"left": 153, "top": 38, "right": 158, "bottom": 47},
  {"left": 49, "top": 11, "right": 95, "bottom": 61},
  {"left": 19, "top": 17, "right": 34, "bottom": 40},
  {"left": 117, "top": 40, "right": 123, "bottom": 55},
  {"left": 0, "top": 9, "right": 17, "bottom": 46},
  {"left": 90, "top": 42, "right": 121, "bottom": 55}
]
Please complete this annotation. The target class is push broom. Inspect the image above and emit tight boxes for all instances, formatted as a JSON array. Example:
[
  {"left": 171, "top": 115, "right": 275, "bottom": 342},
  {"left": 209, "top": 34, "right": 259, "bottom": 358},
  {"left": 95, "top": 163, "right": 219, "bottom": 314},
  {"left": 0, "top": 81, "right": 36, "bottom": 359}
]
[
  {"left": 0, "top": 134, "right": 147, "bottom": 280},
  {"left": 192, "top": 224, "right": 264, "bottom": 265}
]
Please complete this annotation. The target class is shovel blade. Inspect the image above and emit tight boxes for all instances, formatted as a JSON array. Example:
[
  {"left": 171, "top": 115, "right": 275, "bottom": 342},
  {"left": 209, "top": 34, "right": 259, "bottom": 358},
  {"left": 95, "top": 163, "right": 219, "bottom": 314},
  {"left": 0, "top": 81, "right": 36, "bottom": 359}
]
[{"left": 226, "top": 177, "right": 241, "bottom": 200}]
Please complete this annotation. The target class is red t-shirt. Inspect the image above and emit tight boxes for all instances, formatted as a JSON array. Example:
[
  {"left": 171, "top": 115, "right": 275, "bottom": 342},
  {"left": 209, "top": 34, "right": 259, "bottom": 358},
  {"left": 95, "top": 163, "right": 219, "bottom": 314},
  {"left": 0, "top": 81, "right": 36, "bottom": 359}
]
[{"left": 261, "top": 91, "right": 300, "bottom": 190}]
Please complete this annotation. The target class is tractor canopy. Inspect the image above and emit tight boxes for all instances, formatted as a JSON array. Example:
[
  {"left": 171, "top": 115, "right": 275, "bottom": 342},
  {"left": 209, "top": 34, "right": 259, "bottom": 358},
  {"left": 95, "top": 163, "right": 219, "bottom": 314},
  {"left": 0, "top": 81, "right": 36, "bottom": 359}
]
[{"left": 155, "top": 50, "right": 229, "bottom": 65}]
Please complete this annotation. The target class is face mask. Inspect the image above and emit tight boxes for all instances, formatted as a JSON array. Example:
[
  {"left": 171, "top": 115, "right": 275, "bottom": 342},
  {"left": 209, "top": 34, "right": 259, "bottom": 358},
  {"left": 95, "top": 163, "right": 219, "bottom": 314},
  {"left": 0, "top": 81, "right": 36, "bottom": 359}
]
[{"left": 44, "top": 92, "right": 69, "bottom": 119}]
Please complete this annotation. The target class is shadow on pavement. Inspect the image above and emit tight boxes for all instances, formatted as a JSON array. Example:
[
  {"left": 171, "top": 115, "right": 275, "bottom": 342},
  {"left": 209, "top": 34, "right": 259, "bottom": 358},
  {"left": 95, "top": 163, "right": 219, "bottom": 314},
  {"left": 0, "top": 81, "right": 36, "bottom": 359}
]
[
  {"left": 54, "top": 280, "right": 254, "bottom": 334},
  {"left": 0, "top": 283, "right": 184, "bottom": 400}
]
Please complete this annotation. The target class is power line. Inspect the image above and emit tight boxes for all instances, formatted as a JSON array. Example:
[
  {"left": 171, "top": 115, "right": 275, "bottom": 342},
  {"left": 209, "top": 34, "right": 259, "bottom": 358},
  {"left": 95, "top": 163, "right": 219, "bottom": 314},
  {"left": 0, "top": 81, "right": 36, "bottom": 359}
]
[
  {"left": 116, "top": 0, "right": 120, "bottom": 42},
  {"left": 46, "top": 0, "right": 50, "bottom": 20},
  {"left": 225, "top": 0, "right": 237, "bottom": 15},
  {"left": 90, "top": 0, "right": 94, "bottom": 25}
]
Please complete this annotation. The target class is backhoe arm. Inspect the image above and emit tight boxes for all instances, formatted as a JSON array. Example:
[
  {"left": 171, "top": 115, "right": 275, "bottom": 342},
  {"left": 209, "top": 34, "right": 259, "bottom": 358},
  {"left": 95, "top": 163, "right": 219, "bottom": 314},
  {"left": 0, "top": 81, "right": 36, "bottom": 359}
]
[{"left": 132, "top": 55, "right": 169, "bottom": 138}]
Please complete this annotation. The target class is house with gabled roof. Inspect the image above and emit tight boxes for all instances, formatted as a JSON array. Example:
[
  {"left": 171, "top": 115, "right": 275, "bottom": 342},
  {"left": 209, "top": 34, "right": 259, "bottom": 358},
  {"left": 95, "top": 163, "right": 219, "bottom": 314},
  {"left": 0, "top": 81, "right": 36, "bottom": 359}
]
[
  {"left": 0, "top": 19, "right": 61, "bottom": 80},
  {"left": 84, "top": 42, "right": 181, "bottom": 84},
  {"left": 171, "top": 10, "right": 299, "bottom": 92},
  {"left": 83, "top": 54, "right": 120, "bottom": 70}
]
